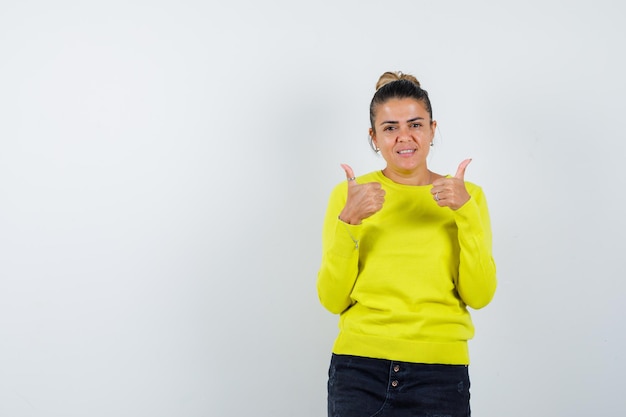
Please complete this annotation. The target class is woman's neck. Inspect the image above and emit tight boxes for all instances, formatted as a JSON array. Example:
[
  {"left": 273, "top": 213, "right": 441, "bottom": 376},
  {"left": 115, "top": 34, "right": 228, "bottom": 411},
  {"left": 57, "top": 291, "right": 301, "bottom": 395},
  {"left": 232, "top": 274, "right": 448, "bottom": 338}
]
[{"left": 382, "top": 167, "right": 434, "bottom": 186}]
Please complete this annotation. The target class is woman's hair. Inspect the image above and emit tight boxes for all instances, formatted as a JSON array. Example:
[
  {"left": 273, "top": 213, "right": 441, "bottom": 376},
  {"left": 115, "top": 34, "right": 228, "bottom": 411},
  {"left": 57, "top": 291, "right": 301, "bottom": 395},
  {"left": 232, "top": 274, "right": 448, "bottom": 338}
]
[{"left": 369, "top": 71, "right": 433, "bottom": 131}]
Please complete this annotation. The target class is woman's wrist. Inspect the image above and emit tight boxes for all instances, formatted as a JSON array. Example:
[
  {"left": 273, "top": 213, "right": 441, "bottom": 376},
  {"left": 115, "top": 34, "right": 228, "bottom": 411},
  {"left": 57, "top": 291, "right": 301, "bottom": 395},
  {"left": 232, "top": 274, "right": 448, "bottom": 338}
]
[{"left": 338, "top": 213, "right": 360, "bottom": 225}]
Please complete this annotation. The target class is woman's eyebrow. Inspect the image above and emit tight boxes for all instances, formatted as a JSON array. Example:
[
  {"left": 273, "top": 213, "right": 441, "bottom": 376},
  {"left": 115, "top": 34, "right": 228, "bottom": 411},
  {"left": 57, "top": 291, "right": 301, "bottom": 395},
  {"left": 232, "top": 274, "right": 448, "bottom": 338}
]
[{"left": 379, "top": 116, "right": 424, "bottom": 126}]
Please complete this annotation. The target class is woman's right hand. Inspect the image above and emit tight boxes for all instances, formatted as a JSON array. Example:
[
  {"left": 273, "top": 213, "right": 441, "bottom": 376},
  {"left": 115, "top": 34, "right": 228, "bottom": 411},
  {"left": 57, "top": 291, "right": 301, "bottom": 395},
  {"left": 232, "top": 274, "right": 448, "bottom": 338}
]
[{"left": 338, "top": 164, "right": 386, "bottom": 225}]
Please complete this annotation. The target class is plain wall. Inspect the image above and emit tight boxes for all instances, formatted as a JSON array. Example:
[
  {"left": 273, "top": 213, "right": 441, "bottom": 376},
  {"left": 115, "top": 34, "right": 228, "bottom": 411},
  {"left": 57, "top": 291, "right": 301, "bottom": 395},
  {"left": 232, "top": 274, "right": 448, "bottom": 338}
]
[{"left": 1, "top": 0, "right": 625, "bottom": 415}]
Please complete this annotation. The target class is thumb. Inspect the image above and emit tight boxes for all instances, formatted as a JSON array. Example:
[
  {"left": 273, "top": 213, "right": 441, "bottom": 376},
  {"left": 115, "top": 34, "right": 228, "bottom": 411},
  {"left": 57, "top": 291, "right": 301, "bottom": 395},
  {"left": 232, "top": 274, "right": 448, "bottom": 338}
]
[
  {"left": 454, "top": 158, "right": 472, "bottom": 180},
  {"left": 340, "top": 163, "right": 357, "bottom": 185}
]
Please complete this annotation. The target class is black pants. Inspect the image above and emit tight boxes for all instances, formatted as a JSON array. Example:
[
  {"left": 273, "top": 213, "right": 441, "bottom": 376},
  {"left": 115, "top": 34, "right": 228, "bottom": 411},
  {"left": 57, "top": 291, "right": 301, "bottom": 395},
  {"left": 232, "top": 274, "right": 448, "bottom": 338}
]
[{"left": 328, "top": 354, "right": 471, "bottom": 417}]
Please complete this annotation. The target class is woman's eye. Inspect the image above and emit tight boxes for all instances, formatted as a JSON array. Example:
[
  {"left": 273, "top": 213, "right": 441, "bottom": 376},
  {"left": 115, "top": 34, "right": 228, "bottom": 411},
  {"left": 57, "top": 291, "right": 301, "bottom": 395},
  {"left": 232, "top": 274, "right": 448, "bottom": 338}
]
[
  {"left": 384, "top": 126, "right": 396, "bottom": 131},
  {"left": 411, "top": 123, "right": 422, "bottom": 128}
]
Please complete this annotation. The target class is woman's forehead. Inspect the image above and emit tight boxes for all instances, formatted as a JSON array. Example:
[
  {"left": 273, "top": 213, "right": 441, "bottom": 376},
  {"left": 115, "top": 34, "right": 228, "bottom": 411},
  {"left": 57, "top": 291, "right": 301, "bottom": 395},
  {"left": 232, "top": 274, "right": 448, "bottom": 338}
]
[{"left": 375, "top": 98, "right": 429, "bottom": 119}]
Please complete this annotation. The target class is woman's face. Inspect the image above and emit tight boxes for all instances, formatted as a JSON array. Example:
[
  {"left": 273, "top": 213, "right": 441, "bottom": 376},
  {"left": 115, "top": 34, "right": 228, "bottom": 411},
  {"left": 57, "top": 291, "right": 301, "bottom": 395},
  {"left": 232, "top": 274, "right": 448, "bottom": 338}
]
[{"left": 370, "top": 97, "right": 436, "bottom": 177}]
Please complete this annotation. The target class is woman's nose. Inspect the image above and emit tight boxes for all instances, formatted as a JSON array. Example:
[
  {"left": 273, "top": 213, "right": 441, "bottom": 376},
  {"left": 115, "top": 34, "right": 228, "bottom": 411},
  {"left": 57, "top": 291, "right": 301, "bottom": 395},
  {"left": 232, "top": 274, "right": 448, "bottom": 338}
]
[{"left": 397, "top": 128, "right": 411, "bottom": 141}]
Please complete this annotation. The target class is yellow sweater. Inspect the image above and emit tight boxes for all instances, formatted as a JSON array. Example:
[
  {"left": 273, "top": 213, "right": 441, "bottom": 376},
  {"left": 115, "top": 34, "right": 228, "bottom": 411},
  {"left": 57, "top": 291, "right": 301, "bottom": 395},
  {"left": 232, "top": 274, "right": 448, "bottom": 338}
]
[{"left": 317, "top": 170, "right": 496, "bottom": 365}]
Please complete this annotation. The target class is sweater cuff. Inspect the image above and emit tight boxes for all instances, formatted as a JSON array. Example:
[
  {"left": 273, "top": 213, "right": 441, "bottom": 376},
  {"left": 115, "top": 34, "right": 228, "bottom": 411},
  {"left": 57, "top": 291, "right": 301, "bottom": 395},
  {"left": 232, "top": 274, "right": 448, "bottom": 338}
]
[
  {"left": 331, "top": 218, "right": 362, "bottom": 255},
  {"left": 453, "top": 197, "right": 482, "bottom": 232}
]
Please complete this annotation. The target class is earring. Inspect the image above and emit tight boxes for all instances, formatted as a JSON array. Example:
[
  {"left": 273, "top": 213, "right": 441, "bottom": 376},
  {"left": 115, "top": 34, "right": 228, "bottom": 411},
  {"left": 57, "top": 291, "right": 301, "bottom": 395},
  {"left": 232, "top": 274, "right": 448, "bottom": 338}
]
[
  {"left": 368, "top": 135, "right": 380, "bottom": 153},
  {"left": 430, "top": 142, "right": 433, "bottom": 147}
]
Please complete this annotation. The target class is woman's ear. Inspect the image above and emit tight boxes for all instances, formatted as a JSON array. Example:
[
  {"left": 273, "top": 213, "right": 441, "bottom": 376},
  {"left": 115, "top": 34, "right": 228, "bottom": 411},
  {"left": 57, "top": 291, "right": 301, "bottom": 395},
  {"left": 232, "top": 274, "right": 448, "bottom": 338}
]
[
  {"left": 369, "top": 128, "right": 377, "bottom": 148},
  {"left": 430, "top": 120, "right": 437, "bottom": 146}
]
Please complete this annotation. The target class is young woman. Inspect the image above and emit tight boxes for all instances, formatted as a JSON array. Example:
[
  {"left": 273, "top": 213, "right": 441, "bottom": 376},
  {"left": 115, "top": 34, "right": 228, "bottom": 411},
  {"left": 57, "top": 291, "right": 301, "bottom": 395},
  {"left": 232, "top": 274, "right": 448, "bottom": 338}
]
[{"left": 317, "top": 71, "right": 497, "bottom": 417}]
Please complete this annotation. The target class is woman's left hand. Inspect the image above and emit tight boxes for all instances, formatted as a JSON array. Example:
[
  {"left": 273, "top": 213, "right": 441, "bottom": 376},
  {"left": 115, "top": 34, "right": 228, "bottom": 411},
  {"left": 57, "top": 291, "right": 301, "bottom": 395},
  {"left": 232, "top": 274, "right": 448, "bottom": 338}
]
[{"left": 431, "top": 159, "right": 472, "bottom": 210}]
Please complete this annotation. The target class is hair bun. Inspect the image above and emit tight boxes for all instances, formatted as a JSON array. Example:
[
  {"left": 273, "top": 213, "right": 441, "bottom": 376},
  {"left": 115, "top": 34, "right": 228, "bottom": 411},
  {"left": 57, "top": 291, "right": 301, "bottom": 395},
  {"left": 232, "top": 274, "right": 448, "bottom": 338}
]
[{"left": 375, "top": 71, "right": 421, "bottom": 91}]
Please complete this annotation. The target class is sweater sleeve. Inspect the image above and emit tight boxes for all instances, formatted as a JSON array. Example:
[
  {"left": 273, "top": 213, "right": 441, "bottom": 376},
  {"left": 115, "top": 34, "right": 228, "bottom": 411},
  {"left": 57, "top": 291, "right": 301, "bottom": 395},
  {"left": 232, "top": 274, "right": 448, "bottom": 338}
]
[
  {"left": 453, "top": 183, "right": 497, "bottom": 309},
  {"left": 316, "top": 184, "right": 362, "bottom": 314}
]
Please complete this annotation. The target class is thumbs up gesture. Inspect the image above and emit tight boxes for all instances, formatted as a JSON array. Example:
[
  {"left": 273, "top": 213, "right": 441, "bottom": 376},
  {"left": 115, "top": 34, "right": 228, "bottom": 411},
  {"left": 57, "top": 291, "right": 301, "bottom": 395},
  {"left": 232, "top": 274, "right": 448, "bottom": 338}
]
[
  {"left": 338, "top": 164, "right": 386, "bottom": 225},
  {"left": 431, "top": 159, "right": 472, "bottom": 210}
]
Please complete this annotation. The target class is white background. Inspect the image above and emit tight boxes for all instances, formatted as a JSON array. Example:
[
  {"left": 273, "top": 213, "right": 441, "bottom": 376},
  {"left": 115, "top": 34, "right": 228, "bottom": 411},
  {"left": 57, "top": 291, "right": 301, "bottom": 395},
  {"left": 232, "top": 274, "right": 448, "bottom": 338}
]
[{"left": 1, "top": 1, "right": 625, "bottom": 416}]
